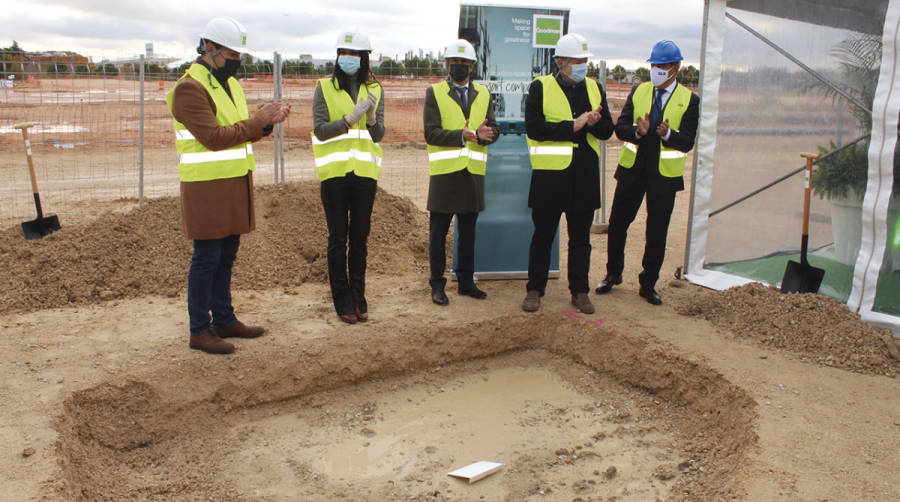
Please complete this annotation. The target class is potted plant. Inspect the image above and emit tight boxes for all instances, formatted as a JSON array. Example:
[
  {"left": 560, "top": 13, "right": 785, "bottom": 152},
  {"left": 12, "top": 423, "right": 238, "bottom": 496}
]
[{"left": 810, "top": 34, "right": 899, "bottom": 267}]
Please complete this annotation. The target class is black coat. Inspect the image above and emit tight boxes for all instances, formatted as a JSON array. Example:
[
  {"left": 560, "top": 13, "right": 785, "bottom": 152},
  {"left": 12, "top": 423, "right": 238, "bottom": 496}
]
[
  {"left": 524, "top": 74, "right": 615, "bottom": 212},
  {"left": 423, "top": 78, "right": 499, "bottom": 214},
  {"left": 614, "top": 83, "right": 700, "bottom": 193}
]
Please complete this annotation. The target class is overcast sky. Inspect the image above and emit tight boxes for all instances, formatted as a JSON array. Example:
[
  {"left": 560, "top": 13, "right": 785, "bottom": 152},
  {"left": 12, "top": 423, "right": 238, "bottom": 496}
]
[{"left": 0, "top": 0, "right": 705, "bottom": 69}]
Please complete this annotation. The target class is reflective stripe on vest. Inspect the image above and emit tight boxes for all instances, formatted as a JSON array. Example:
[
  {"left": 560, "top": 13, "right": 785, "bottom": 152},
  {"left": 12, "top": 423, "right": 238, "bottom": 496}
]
[
  {"left": 526, "top": 74, "right": 603, "bottom": 171},
  {"left": 311, "top": 78, "right": 383, "bottom": 182},
  {"left": 617, "top": 81, "right": 692, "bottom": 178},
  {"left": 426, "top": 80, "right": 491, "bottom": 176},
  {"left": 166, "top": 63, "right": 255, "bottom": 182}
]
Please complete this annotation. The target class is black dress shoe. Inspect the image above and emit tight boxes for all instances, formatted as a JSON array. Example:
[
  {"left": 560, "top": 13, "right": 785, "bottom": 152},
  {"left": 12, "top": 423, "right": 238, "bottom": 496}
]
[
  {"left": 639, "top": 285, "right": 663, "bottom": 305},
  {"left": 458, "top": 283, "right": 487, "bottom": 299},
  {"left": 595, "top": 275, "right": 622, "bottom": 294},
  {"left": 432, "top": 288, "right": 449, "bottom": 306}
]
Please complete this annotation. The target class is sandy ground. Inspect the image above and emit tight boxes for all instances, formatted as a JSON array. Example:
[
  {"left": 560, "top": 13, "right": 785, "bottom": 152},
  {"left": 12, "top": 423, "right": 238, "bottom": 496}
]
[
  {"left": 1, "top": 176, "right": 899, "bottom": 501},
  {"left": 2, "top": 77, "right": 898, "bottom": 501}
]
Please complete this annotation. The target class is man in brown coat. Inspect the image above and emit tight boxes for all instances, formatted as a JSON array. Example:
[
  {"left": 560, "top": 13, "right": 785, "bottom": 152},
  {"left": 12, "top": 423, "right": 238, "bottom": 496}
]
[{"left": 168, "top": 17, "right": 290, "bottom": 354}]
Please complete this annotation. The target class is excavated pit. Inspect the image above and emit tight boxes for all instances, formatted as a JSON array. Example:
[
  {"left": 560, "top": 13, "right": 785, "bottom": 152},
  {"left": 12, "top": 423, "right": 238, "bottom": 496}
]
[{"left": 56, "top": 314, "right": 757, "bottom": 501}]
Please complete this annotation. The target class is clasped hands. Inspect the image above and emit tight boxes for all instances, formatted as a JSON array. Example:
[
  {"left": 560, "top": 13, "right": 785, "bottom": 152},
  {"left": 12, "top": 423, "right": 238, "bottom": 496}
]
[
  {"left": 572, "top": 106, "right": 603, "bottom": 132},
  {"left": 343, "top": 92, "right": 379, "bottom": 128},
  {"left": 463, "top": 119, "right": 494, "bottom": 143},
  {"left": 253, "top": 100, "right": 291, "bottom": 125}
]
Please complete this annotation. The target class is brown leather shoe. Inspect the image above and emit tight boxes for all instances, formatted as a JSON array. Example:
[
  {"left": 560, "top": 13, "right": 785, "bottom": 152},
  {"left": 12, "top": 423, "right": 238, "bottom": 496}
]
[
  {"left": 339, "top": 313, "right": 358, "bottom": 324},
  {"left": 212, "top": 320, "right": 265, "bottom": 339},
  {"left": 571, "top": 293, "right": 595, "bottom": 314},
  {"left": 354, "top": 305, "right": 368, "bottom": 323},
  {"left": 189, "top": 331, "right": 235, "bottom": 354},
  {"left": 522, "top": 290, "right": 541, "bottom": 312}
]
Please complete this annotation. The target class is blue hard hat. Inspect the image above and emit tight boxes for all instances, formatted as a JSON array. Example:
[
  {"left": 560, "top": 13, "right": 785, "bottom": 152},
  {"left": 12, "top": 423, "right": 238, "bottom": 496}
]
[{"left": 646, "top": 40, "right": 683, "bottom": 64}]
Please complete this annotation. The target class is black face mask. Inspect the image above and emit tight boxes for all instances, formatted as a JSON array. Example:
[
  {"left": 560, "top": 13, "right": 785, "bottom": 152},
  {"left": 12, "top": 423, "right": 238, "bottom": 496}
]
[
  {"left": 212, "top": 58, "right": 241, "bottom": 81},
  {"left": 449, "top": 63, "right": 470, "bottom": 83}
]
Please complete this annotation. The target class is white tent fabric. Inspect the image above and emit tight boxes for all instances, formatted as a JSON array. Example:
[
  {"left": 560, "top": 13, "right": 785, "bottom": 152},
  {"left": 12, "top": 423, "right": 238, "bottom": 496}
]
[
  {"left": 685, "top": 0, "right": 900, "bottom": 336},
  {"left": 851, "top": 2, "right": 900, "bottom": 332}
]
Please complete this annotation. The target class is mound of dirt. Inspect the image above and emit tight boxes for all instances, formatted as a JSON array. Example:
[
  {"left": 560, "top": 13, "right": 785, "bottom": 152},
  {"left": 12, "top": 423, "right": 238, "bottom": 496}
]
[
  {"left": 0, "top": 181, "right": 428, "bottom": 314},
  {"left": 668, "top": 282, "right": 900, "bottom": 377}
]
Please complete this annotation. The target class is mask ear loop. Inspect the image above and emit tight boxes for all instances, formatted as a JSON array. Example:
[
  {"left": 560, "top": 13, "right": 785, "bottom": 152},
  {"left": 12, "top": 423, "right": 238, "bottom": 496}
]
[{"left": 200, "top": 41, "right": 224, "bottom": 89}]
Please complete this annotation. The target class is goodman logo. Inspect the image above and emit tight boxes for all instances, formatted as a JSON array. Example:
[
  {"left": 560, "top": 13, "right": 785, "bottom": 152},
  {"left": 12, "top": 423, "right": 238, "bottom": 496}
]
[{"left": 533, "top": 14, "right": 564, "bottom": 48}]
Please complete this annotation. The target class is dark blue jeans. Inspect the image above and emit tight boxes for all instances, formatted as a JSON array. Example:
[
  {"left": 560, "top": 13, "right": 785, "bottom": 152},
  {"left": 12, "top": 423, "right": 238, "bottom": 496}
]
[{"left": 188, "top": 235, "right": 240, "bottom": 334}]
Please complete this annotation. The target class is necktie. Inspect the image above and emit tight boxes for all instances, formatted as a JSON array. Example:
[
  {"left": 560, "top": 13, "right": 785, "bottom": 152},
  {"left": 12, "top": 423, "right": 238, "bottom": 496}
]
[
  {"left": 456, "top": 86, "right": 467, "bottom": 106},
  {"left": 649, "top": 88, "right": 664, "bottom": 130}
]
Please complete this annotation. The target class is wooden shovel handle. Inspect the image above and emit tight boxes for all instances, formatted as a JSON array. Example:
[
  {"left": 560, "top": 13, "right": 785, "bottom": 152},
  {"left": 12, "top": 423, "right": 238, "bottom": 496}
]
[
  {"left": 18, "top": 127, "right": 40, "bottom": 195},
  {"left": 800, "top": 153, "right": 820, "bottom": 250}
]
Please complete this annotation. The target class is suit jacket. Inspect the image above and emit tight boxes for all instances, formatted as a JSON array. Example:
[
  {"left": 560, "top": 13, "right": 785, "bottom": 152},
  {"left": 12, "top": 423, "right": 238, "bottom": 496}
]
[
  {"left": 524, "top": 74, "right": 615, "bottom": 212},
  {"left": 614, "top": 82, "right": 700, "bottom": 193},
  {"left": 423, "top": 77, "right": 499, "bottom": 213}
]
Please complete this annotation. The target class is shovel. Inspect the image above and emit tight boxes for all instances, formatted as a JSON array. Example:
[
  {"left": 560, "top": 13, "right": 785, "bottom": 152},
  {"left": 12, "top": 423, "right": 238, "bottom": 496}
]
[
  {"left": 781, "top": 152, "right": 824, "bottom": 293},
  {"left": 14, "top": 122, "right": 60, "bottom": 240}
]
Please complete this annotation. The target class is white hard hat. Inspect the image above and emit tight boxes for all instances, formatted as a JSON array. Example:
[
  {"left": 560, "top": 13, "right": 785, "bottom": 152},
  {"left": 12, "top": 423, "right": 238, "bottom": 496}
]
[
  {"left": 554, "top": 33, "right": 592, "bottom": 58},
  {"left": 445, "top": 39, "right": 476, "bottom": 62},
  {"left": 201, "top": 17, "right": 248, "bottom": 52},
  {"left": 336, "top": 30, "right": 372, "bottom": 52}
]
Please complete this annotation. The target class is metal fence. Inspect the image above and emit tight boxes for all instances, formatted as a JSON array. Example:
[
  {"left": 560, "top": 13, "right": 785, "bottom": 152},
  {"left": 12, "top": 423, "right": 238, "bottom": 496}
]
[{"left": 1, "top": 55, "right": 626, "bottom": 229}]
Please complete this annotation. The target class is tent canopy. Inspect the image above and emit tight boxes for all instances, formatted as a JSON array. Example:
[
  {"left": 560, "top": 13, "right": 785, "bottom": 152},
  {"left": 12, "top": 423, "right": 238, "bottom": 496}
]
[{"left": 728, "top": 0, "right": 888, "bottom": 35}]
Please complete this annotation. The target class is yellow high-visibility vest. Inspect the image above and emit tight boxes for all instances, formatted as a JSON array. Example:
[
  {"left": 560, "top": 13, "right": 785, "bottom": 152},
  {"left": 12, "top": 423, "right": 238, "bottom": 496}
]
[
  {"left": 527, "top": 74, "right": 603, "bottom": 171},
  {"left": 167, "top": 63, "right": 255, "bottom": 182},
  {"left": 426, "top": 80, "right": 490, "bottom": 176},
  {"left": 311, "top": 78, "right": 383, "bottom": 182},
  {"left": 618, "top": 81, "right": 692, "bottom": 178}
]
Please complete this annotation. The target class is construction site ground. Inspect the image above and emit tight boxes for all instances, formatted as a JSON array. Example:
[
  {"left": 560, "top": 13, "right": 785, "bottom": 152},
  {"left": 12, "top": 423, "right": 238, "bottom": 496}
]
[
  {"left": 1, "top": 77, "right": 898, "bottom": 501},
  {"left": 1, "top": 177, "right": 899, "bottom": 501}
]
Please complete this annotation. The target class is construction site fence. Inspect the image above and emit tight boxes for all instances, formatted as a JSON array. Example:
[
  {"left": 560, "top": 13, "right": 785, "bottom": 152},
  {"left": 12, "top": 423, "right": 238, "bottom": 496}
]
[{"left": 0, "top": 55, "right": 624, "bottom": 229}]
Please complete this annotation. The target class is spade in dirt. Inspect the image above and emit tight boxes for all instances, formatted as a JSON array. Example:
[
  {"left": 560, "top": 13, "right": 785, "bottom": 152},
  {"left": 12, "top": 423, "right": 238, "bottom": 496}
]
[
  {"left": 14, "top": 122, "right": 60, "bottom": 240},
  {"left": 781, "top": 152, "right": 824, "bottom": 294}
]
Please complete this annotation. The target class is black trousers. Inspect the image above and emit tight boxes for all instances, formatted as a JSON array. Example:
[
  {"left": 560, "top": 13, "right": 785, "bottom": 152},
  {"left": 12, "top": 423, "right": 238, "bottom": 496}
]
[
  {"left": 429, "top": 211, "right": 478, "bottom": 289},
  {"left": 320, "top": 173, "right": 377, "bottom": 315},
  {"left": 527, "top": 209, "right": 593, "bottom": 296},
  {"left": 606, "top": 178, "right": 676, "bottom": 289}
]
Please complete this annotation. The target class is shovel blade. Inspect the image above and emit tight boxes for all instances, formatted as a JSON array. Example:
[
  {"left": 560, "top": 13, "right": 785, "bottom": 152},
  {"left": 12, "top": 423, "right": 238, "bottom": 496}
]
[
  {"left": 781, "top": 259, "right": 825, "bottom": 294},
  {"left": 21, "top": 214, "right": 60, "bottom": 240}
]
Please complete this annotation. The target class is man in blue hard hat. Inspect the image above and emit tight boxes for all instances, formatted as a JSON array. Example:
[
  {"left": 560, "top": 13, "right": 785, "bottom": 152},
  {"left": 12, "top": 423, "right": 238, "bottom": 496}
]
[{"left": 595, "top": 40, "right": 699, "bottom": 305}]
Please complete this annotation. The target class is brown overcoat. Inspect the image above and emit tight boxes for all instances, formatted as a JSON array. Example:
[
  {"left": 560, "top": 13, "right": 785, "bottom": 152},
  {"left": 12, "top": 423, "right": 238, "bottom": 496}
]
[{"left": 170, "top": 71, "right": 269, "bottom": 240}]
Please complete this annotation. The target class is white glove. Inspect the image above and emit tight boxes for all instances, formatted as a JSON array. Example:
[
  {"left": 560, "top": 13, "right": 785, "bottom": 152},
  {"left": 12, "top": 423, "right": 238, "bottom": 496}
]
[
  {"left": 365, "top": 92, "right": 378, "bottom": 126},
  {"left": 344, "top": 97, "right": 373, "bottom": 127}
]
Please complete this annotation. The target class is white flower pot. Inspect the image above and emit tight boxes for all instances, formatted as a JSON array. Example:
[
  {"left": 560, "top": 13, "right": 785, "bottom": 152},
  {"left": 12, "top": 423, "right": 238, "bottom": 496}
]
[
  {"left": 829, "top": 191, "right": 863, "bottom": 266},
  {"left": 830, "top": 192, "right": 900, "bottom": 271}
]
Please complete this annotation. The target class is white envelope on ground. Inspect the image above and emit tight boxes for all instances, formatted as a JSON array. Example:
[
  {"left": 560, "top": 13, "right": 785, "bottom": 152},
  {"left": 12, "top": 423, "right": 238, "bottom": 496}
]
[{"left": 447, "top": 461, "right": 503, "bottom": 484}]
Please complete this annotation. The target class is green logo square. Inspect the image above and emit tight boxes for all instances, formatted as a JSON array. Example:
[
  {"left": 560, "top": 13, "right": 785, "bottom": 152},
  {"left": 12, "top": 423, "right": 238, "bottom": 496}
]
[
  {"left": 534, "top": 16, "right": 563, "bottom": 47},
  {"left": 582, "top": 43, "right": 588, "bottom": 51},
  {"left": 345, "top": 35, "right": 353, "bottom": 43},
  {"left": 457, "top": 46, "right": 465, "bottom": 53},
  {"left": 242, "top": 35, "right": 247, "bottom": 46}
]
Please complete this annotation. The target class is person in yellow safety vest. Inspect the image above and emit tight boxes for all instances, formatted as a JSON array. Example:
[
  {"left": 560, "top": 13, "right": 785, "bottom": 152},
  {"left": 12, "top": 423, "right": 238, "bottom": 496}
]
[
  {"left": 595, "top": 40, "right": 700, "bottom": 306},
  {"left": 424, "top": 39, "right": 499, "bottom": 306},
  {"left": 521, "top": 33, "right": 614, "bottom": 314},
  {"left": 168, "top": 17, "right": 290, "bottom": 354},
  {"left": 311, "top": 30, "right": 385, "bottom": 324}
]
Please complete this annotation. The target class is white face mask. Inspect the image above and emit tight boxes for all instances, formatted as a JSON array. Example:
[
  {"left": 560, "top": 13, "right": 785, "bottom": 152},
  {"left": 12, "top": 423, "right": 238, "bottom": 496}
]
[{"left": 650, "top": 67, "right": 671, "bottom": 87}]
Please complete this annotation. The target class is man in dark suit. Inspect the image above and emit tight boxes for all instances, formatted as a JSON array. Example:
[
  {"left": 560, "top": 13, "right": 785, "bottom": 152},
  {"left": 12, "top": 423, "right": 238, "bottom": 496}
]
[
  {"left": 522, "top": 33, "right": 614, "bottom": 314},
  {"left": 596, "top": 40, "right": 699, "bottom": 305},
  {"left": 424, "top": 39, "right": 499, "bottom": 305}
]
